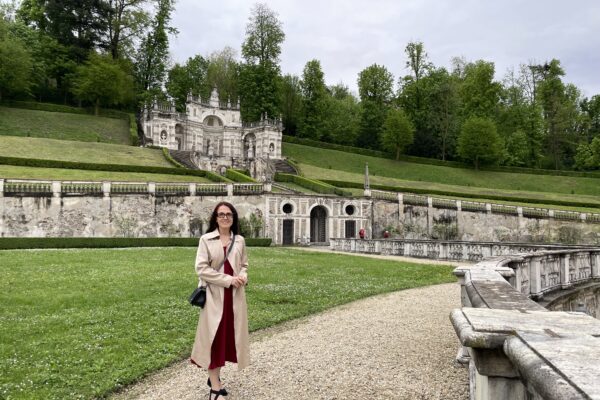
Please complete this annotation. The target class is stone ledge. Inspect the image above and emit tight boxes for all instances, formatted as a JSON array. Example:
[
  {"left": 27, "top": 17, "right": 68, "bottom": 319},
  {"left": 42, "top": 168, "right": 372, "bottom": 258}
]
[{"left": 504, "top": 332, "right": 600, "bottom": 400}]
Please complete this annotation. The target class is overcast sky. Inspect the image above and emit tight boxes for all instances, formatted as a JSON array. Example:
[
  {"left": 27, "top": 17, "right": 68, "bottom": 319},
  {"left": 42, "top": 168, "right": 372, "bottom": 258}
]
[{"left": 170, "top": 0, "right": 600, "bottom": 98}]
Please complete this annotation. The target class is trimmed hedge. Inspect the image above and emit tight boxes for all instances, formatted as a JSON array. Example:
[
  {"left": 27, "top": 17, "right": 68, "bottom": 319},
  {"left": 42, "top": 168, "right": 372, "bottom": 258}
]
[
  {"left": 275, "top": 173, "right": 352, "bottom": 196},
  {"left": 129, "top": 113, "right": 139, "bottom": 146},
  {"left": 0, "top": 155, "right": 231, "bottom": 182},
  {"left": 322, "top": 179, "right": 600, "bottom": 209},
  {"left": 162, "top": 147, "right": 186, "bottom": 168},
  {"left": 283, "top": 135, "right": 600, "bottom": 179},
  {"left": 226, "top": 169, "right": 257, "bottom": 182},
  {"left": 0, "top": 237, "right": 272, "bottom": 249}
]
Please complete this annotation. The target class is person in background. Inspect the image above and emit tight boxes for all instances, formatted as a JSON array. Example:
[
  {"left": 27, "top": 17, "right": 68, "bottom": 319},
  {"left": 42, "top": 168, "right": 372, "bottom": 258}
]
[
  {"left": 190, "top": 201, "right": 249, "bottom": 400},
  {"left": 359, "top": 227, "right": 366, "bottom": 239}
]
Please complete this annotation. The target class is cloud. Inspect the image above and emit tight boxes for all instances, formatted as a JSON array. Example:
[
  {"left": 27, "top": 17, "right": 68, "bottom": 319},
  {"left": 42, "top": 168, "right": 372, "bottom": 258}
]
[{"left": 170, "top": 0, "right": 600, "bottom": 96}]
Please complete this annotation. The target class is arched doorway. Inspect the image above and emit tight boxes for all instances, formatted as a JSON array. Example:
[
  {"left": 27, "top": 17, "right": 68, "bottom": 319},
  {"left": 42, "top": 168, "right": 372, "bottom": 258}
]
[{"left": 310, "top": 206, "right": 327, "bottom": 243}]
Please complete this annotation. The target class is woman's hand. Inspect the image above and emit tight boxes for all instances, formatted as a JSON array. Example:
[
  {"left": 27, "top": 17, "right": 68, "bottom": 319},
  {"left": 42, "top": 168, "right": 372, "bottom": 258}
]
[{"left": 230, "top": 276, "right": 246, "bottom": 288}]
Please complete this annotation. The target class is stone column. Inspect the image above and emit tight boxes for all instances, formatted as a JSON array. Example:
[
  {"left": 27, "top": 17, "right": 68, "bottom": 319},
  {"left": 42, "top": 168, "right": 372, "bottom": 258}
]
[
  {"left": 148, "top": 182, "right": 156, "bottom": 195},
  {"left": 427, "top": 197, "right": 433, "bottom": 236},
  {"left": 529, "top": 256, "right": 542, "bottom": 297},
  {"left": 263, "top": 183, "right": 272, "bottom": 192},
  {"left": 102, "top": 182, "right": 111, "bottom": 197},
  {"left": 560, "top": 253, "right": 571, "bottom": 289},
  {"left": 0, "top": 178, "right": 4, "bottom": 197},
  {"left": 485, "top": 203, "right": 492, "bottom": 214},
  {"left": 227, "top": 183, "right": 234, "bottom": 197},
  {"left": 189, "top": 183, "right": 196, "bottom": 196},
  {"left": 51, "top": 181, "right": 61, "bottom": 198},
  {"left": 397, "top": 193, "right": 404, "bottom": 222},
  {"left": 591, "top": 251, "right": 600, "bottom": 278}
]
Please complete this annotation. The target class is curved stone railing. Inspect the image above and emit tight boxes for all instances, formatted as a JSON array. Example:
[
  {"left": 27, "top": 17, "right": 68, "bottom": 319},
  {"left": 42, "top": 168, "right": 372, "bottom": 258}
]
[
  {"left": 451, "top": 249, "right": 600, "bottom": 399},
  {"left": 329, "top": 238, "right": 590, "bottom": 263},
  {"left": 368, "top": 189, "right": 600, "bottom": 224}
]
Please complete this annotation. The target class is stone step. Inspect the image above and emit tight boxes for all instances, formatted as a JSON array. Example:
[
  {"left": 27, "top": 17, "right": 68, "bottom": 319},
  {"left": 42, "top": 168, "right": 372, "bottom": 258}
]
[
  {"left": 169, "top": 150, "right": 198, "bottom": 170},
  {"left": 272, "top": 159, "right": 297, "bottom": 175}
]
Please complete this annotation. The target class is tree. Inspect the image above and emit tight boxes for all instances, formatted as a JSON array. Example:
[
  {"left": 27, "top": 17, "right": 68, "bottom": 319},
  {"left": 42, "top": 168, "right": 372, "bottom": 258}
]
[
  {"left": 323, "top": 84, "right": 361, "bottom": 145},
  {"left": 457, "top": 116, "right": 503, "bottom": 169},
  {"left": 100, "top": 0, "right": 151, "bottom": 60},
  {"left": 381, "top": 108, "right": 415, "bottom": 159},
  {"left": 574, "top": 136, "right": 600, "bottom": 170},
  {"left": 533, "top": 59, "right": 583, "bottom": 169},
  {"left": 460, "top": 60, "right": 501, "bottom": 119},
  {"left": 239, "top": 3, "right": 284, "bottom": 122},
  {"left": 356, "top": 63, "right": 394, "bottom": 149},
  {"left": 0, "top": 17, "right": 32, "bottom": 101},
  {"left": 18, "top": 0, "right": 107, "bottom": 62},
  {"left": 133, "top": 0, "right": 175, "bottom": 109},
  {"left": 298, "top": 59, "right": 327, "bottom": 140},
  {"left": 279, "top": 74, "right": 302, "bottom": 136},
  {"left": 497, "top": 66, "right": 544, "bottom": 167},
  {"left": 206, "top": 47, "right": 240, "bottom": 103},
  {"left": 71, "top": 52, "right": 133, "bottom": 115},
  {"left": 166, "top": 54, "right": 209, "bottom": 112},
  {"left": 426, "top": 68, "right": 460, "bottom": 160}
]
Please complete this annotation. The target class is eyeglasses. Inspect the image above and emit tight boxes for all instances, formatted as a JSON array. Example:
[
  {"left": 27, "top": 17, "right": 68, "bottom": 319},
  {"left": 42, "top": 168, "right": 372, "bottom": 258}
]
[{"left": 217, "top": 212, "right": 233, "bottom": 219}]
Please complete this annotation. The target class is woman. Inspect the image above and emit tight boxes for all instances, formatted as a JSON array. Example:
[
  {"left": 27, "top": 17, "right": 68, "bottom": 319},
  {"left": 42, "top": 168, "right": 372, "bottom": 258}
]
[{"left": 191, "top": 201, "right": 249, "bottom": 399}]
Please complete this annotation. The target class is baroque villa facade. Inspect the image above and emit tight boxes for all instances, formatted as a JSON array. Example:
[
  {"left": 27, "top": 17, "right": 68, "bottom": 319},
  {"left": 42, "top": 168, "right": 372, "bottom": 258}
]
[{"left": 142, "top": 88, "right": 283, "bottom": 178}]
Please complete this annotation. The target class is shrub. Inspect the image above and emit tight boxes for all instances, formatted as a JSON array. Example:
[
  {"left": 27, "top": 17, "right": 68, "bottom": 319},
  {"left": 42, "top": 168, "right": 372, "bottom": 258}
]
[
  {"left": 226, "top": 169, "right": 257, "bottom": 182},
  {"left": 0, "top": 237, "right": 271, "bottom": 249},
  {"left": 275, "top": 173, "right": 352, "bottom": 196}
]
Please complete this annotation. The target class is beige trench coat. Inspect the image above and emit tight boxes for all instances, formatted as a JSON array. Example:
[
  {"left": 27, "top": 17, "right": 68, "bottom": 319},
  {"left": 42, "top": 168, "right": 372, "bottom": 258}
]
[{"left": 190, "top": 229, "right": 250, "bottom": 370}]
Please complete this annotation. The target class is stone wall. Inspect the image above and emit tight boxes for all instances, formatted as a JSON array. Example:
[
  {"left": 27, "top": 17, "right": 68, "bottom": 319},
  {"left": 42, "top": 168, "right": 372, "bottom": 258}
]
[
  {"left": 371, "top": 200, "right": 600, "bottom": 245},
  {"left": 0, "top": 194, "right": 265, "bottom": 238}
]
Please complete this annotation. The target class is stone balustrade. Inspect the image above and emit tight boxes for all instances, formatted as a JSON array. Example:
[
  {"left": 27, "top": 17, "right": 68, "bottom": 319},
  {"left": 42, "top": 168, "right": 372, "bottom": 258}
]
[
  {"left": 368, "top": 189, "right": 600, "bottom": 224},
  {"left": 451, "top": 250, "right": 600, "bottom": 399},
  {"left": 329, "top": 238, "right": 591, "bottom": 263},
  {"left": 0, "top": 178, "right": 268, "bottom": 197}
]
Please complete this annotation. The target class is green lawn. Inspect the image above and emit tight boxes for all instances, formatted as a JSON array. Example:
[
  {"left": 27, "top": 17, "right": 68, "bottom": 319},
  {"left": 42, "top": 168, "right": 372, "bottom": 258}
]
[
  {"left": 299, "top": 164, "right": 600, "bottom": 209},
  {"left": 0, "top": 106, "right": 131, "bottom": 144},
  {"left": 0, "top": 247, "right": 454, "bottom": 400},
  {"left": 283, "top": 143, "right": 600, "bottom": 197},
  {"left": 0, "top": 136, "right": 173, "bottom": 168},
  {"left": 0, "top": 165, "right": 212, "bottom": 183}
]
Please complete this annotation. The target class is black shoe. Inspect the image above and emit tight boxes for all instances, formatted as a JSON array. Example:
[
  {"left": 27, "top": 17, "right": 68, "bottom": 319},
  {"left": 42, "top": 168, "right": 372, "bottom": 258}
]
[
  {"left": 207, "top": 378, "right": 228, "bottom": 396},
  {"left": 209, "top": 388, "right": 228, "bottom": 399}
]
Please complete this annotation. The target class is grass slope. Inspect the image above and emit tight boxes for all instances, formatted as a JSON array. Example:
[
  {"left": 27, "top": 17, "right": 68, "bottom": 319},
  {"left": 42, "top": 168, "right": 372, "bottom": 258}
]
[
  {"left": 283, "top": 143, "right": 600, "bottom": 198},
  {"left": 0, "top": 247, "right": 454, "bottom": 399},
  {"left": 0, "top": 136, "right": 173, "bottom": 168},
  {"left": 0, "top": 165, "right": 211, "bottom": 183},
  {"left": 0, "top": 106, "right": 130, "bottom": 144}
]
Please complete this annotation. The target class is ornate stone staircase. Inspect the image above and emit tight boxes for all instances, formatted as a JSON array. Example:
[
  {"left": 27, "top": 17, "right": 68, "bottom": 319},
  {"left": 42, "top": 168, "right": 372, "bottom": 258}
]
[
  {"left": 272, "top": 159, "right": 297, "bottom": 175},
  {"left": 169, "top": 150, "right": 198, "bottom": 169}
]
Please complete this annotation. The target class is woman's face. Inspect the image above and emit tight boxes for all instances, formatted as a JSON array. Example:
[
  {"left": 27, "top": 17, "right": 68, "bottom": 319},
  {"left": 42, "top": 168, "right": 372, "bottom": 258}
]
[{"left": 216, "top": 205, "right": 233, "bottom": 232}]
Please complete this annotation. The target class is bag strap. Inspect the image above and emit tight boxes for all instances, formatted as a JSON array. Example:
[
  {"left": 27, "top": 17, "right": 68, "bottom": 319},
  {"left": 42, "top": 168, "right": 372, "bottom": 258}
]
[{"left": 199, "top": 234, "right": 236, "bottom": 288}]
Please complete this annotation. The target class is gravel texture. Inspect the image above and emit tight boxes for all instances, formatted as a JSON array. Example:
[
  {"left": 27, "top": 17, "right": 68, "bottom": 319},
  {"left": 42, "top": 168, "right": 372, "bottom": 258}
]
[{"left": 111, "top": 281, "right": 469, "bottom": 400}]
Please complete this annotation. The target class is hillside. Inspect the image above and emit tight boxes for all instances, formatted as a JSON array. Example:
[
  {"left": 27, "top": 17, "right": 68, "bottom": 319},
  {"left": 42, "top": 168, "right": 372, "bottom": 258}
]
[
  {"left": 0, "top": 136, "right": 172, "bottom": 168},
  {"left": 0, "top": 106, "right": 131, "bottom": 144},
  {"left": 282, "top": 143, "right": 600, "bottom": 210}
]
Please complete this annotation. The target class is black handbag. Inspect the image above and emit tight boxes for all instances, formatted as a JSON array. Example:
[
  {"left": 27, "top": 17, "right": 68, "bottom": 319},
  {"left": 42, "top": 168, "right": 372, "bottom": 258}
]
[
  {"left": 189, "top": 235, "right": 236, "bottom": 308},
  {"left": 189, "top": 286, "right": 206, "bottom": 307}
]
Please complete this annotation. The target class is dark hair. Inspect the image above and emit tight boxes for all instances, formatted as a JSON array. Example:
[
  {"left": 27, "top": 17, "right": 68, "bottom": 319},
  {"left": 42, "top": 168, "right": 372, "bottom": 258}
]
[{"left": 206, "top": 201, "right": 240, "bottom": 234}]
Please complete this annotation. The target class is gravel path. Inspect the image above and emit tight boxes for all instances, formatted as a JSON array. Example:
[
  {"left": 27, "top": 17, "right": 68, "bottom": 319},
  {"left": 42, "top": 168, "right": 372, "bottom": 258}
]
[{"left": 111, "top": 282, "right": 468, "bottom": 400}]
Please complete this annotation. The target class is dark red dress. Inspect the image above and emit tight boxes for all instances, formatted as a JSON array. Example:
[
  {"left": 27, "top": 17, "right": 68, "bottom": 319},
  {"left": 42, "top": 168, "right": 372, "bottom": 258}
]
[
  {"left": 190, "top": 247, "right": 238, "bottom": 369},
  {"left": 208, "top": 247, "right": 237, "bottom": 368}
]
